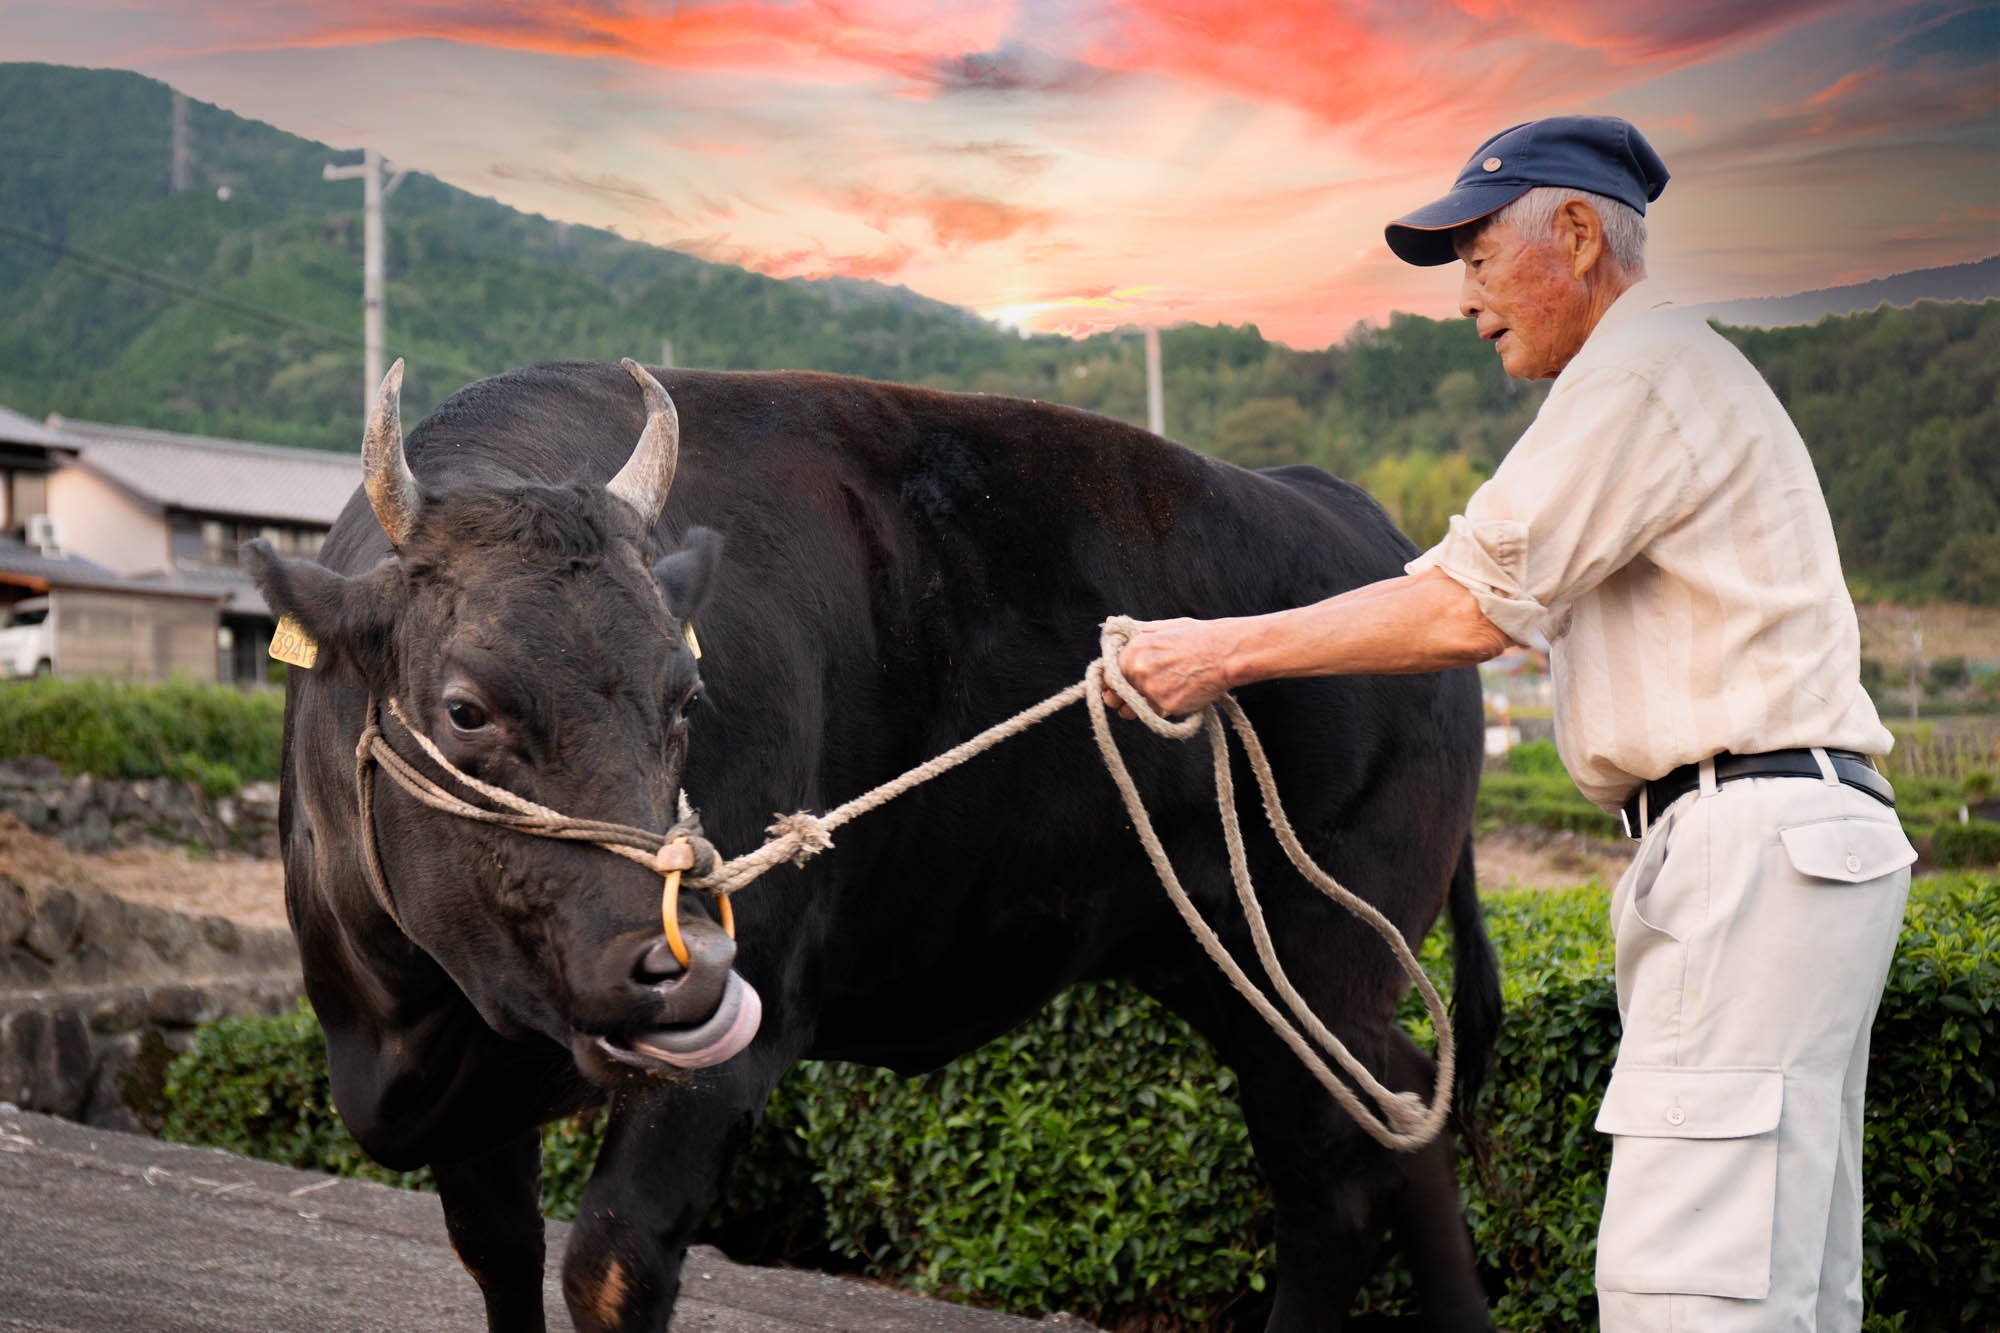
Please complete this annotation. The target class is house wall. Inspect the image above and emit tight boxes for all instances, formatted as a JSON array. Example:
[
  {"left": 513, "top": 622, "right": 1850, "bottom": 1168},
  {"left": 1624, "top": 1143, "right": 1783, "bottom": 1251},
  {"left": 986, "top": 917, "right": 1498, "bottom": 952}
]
[
  {"left": 46, "top": 469, "right": 164, "bottom": 574},
  {"left": 50, "top": 589, "right": 217, "bottom": 682}
]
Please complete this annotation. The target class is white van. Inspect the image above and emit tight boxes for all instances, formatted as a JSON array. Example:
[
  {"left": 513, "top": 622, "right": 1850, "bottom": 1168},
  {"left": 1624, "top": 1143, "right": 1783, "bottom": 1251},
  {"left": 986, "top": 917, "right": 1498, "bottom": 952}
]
[{"left": 0, "top": 597, "right": 54, "bottom": 677}]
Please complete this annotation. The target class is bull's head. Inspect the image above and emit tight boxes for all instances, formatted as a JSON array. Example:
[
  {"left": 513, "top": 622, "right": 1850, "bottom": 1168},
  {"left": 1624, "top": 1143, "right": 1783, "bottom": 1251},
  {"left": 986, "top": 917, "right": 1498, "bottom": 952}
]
[{"left": 246, "top": 359, "right": 759, "bottom": 1081}]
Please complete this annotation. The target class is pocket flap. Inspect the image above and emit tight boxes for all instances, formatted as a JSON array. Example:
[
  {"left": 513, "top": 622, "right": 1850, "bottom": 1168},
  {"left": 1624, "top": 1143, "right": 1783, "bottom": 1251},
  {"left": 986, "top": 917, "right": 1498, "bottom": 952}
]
[
  {"left": 1595, "top": 1066, "right": 1782, "bottom": 1139},
  {"left": 1779, "top": 816, "right": 1917, "bottom": 883}
]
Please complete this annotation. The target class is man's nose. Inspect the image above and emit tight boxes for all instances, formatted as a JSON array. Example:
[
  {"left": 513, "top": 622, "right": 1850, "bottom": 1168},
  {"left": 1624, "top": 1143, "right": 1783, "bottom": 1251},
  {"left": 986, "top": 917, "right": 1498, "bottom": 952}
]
[{"left": 1458, "top": 266, "right": 1482, "bottom": 319}]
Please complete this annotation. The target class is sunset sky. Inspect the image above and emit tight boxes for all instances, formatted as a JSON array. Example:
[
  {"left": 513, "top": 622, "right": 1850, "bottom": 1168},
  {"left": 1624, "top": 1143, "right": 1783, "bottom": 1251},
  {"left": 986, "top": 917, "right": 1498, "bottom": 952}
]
[{"left": 5, "top": 0, "right": 1998, "bottom": 345}]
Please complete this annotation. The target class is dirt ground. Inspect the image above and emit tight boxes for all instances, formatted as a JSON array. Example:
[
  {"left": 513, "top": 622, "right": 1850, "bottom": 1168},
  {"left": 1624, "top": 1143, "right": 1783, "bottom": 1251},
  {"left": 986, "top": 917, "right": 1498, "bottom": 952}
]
[
  {"left": 1473, "top": 826, "right": 1632, "bottom": 892},
  {"left": 0, "top": 815, "right": 289, "bottom": 930},
  {"left": 0, "top": 813, "right": 1621, "bottom": 935}
]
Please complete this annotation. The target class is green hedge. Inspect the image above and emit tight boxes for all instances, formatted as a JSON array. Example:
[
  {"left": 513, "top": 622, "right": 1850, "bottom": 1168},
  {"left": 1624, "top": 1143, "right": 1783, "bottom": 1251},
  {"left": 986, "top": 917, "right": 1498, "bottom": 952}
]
[
  {"left": 161, "top": 876, "right": 1997, "bottom": 1330},
  {"left": 1476, "top": 741, "right": 1622, "bottom": 838},
  {"left": 0, "top": 676, "right": 282, "bottom": 796},
  {"left": 1482, "top": 742, "right": 2000, "bottom": 870},
  {"left": 1933, "top": 818, "right": 2000, "bottom": 870}
]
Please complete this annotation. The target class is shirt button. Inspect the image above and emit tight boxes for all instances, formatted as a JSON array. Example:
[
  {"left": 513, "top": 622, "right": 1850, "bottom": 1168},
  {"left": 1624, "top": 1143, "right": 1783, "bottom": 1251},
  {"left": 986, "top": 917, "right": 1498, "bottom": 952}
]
[
  {"left": 1846, "top": 852, "right": 1862, "bottom": 874},
  {"left": 1665, "top": 1106, "right": 1686, "bottom": 1127}
]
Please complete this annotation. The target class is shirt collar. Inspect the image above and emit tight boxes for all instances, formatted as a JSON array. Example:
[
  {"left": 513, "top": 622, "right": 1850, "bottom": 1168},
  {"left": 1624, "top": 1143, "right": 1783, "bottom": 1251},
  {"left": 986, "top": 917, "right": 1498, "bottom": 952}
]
[{"left": 1582, "top": 277, "right": 1673, "bottom": 346}]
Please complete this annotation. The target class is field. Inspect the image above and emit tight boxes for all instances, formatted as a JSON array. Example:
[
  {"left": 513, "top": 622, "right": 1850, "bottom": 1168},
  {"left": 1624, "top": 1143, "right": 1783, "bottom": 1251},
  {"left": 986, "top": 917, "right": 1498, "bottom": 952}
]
[{"left": 1858, "top": 600, "right": 2000, "bottom": 666}]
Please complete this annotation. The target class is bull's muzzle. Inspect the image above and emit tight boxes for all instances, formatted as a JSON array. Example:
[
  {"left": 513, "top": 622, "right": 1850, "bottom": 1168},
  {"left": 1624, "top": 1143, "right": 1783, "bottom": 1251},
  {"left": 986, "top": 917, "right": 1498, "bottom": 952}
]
[{"left": 578, "top": 917, "right": 762, "bottom": 1074}]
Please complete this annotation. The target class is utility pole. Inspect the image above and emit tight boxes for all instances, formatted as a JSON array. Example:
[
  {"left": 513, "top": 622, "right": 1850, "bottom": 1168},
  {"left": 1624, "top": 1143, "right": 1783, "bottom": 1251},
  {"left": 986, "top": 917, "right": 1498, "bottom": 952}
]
[
  {"left": 170, "top": 93, "right": 192, "bottom": 194},
  {"left": 323, "top": 148, "right": 408, "bottom": 411},
  {"left": 1144, "top": 326, "right": 1165, "bottom": 437}
]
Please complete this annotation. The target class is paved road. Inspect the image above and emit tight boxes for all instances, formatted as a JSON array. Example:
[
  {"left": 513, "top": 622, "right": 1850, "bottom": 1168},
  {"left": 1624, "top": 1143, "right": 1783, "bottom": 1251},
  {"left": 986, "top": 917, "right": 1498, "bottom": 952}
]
[{"left": 0, "top": 1107, "right": 1088, "bottom": 1332}]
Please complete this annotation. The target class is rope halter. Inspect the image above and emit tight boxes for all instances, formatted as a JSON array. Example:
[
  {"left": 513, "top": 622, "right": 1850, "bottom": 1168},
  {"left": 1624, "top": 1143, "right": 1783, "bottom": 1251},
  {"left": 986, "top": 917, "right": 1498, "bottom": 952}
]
[{"left": 350, "top": 618, "right": 1458, "bottom": 1151}]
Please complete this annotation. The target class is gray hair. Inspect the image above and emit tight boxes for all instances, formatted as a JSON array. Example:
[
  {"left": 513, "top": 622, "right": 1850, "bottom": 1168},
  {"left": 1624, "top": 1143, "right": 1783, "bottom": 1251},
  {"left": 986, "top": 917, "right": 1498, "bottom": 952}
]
[{"left": 1486, "top": 186, "right": 1647, "bottom": 273}]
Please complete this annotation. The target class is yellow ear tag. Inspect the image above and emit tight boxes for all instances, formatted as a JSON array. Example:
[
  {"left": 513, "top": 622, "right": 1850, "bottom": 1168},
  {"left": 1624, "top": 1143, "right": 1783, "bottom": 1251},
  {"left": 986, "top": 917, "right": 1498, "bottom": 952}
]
[
  {"left": 269, "top": 614, "right": 320, "bottom": 670},
  {"left": 682, "top": 622, "right": 703, "bottom": 660}
]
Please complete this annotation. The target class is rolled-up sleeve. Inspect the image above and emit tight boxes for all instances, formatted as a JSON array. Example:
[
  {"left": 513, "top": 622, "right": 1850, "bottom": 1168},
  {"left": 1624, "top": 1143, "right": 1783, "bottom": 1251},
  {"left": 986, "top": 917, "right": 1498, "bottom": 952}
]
[
  {"left": 1406, "top": 508, "right": 1546, "bottom": 644},
  {"left": 1405, "top": 366, "right": 1699, "bottom": 648}
]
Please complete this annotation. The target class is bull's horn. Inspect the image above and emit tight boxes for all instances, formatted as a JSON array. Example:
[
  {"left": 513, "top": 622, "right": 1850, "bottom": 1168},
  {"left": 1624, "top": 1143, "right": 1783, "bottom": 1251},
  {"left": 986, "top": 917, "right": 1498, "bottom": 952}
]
[
  {"left": 607, "top": 358, "right": 680, "bottom": 523},
  {"left": 362, "top": 358, "right": 421, "bottom": 548}
]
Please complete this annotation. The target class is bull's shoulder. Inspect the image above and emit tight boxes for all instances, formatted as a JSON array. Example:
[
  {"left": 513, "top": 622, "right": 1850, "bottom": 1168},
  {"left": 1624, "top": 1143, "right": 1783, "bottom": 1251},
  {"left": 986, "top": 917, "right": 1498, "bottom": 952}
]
[{"left": 1255, "top": 463, "right": 1416, "bottom": 559}]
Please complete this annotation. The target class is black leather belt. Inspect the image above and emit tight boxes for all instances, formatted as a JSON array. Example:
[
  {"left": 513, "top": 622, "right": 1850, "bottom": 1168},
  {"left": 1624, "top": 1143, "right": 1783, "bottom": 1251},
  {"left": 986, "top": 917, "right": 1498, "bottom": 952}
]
[{"left": 1620, "top": 749, "right": 1894, "bottom": 839}]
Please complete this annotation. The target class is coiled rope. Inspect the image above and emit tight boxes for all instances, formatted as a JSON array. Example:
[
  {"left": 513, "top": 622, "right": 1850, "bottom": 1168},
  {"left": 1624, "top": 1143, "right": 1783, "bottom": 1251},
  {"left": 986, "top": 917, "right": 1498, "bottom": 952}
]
[{"left": 353, "top": 616, "right": 1456, "bottom": 1151}]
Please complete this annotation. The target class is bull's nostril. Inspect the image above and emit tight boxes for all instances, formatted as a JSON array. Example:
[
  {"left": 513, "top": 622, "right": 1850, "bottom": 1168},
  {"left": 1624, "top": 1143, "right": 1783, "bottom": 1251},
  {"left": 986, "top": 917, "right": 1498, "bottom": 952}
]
[{"left": 633, "top": 938, "right": 687, "bottom": 984}]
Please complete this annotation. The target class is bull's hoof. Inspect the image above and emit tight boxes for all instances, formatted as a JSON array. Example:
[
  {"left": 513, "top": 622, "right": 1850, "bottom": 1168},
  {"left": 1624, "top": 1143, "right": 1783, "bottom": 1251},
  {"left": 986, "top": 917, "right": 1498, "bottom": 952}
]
[{"left": 592, "top": 973, "right": 762, "bottom": 1072}]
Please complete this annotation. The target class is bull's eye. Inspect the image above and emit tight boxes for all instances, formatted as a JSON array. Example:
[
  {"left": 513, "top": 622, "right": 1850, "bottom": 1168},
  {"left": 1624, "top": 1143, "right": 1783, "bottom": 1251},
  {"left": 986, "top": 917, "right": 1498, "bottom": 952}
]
[
  {"left": 445, "top": 697, "right": 489, "bottom": 732},
  {"left": 681, "top": 688, "right": 703, "bottom": 717}
]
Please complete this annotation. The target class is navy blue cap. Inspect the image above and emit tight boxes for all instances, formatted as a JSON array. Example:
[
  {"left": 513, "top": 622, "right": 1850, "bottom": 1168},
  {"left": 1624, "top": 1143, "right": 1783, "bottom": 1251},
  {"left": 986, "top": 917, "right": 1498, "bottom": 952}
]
[{"left": 1385, "top": 115, "right": 1670, "bottom": 267}]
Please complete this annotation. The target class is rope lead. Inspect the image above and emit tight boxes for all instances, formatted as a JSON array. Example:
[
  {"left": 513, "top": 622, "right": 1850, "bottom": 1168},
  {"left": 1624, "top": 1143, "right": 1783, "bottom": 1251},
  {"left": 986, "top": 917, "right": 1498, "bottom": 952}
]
[{"left": 352, "top": 618, "right": 1458, "bottom": 1152}]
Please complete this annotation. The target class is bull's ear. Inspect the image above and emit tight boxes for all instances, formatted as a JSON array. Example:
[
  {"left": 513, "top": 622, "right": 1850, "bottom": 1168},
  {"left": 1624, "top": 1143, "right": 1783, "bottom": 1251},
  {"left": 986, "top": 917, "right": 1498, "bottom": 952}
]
[
  {"left": 242, "top": 539, "right": 403, "bottom": 690},
  {"left": 654, "top": 526, "right": 722, "bottom": 624}
]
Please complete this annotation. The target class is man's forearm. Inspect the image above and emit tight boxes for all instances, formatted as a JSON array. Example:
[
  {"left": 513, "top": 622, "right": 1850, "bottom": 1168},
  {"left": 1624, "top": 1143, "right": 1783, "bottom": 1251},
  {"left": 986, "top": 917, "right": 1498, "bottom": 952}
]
[
  {"left": 1109, "top": 567, "right": 1514, "bottom": 719},
  {"left": 1225, "top": 569, "right": 1514, "bottom": 685}
]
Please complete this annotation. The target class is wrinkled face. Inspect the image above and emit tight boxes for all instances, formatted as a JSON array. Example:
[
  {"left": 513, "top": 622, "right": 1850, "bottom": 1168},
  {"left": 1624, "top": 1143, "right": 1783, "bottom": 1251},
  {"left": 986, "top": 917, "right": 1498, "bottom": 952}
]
[{"left": 1453, "top": 216, "right": 1597, "bottom": 380}]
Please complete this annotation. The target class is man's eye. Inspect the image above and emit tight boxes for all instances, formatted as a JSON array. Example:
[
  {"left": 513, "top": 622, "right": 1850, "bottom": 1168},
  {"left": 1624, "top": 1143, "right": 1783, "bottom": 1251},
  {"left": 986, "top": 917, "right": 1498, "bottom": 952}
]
[{"left": 446, "top": 698, "right": 489, "bottom": 731}]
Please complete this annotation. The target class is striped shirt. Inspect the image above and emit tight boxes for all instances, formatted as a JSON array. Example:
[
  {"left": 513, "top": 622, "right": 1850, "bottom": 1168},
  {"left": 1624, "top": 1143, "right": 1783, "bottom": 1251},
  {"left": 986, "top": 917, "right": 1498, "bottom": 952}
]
[{"left": 1406, "top": 279, "right": 1892, "bottom": 811}]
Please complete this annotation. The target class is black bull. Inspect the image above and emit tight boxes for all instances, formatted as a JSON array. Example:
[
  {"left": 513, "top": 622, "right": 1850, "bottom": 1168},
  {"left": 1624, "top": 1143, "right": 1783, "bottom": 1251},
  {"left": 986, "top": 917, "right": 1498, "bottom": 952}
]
[{"left": 246, "top": 359, "right": 1502, "bottom": 1332}]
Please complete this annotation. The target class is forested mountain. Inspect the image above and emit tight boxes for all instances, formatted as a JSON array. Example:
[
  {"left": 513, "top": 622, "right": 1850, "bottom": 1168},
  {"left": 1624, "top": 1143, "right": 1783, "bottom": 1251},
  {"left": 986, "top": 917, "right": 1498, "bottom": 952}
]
[
  {"left": 2, "top": 63, "right": 1995, "bottom": 602},
  {"left": 1690, "top": 256, "right": 2000, "bottom": 328}
]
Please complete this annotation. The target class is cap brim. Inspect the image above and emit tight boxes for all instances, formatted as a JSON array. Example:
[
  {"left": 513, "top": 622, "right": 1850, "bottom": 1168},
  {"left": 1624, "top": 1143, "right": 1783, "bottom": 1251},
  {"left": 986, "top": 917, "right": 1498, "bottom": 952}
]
[{"left": 1385, "top": 182, "right": 1530, "bottom": 266}]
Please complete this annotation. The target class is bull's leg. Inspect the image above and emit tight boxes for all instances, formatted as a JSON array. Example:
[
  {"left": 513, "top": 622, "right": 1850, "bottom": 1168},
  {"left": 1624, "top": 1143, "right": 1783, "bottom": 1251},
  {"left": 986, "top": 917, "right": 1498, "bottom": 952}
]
[
  {"left": 560, "top": 1058, "right": 781, "bottom": 1333},
  {"left": 1379, "top": 1029, "right": 1492, "bottom": 1332},
  {"left": 1151, "top": 972, "right": 1491, "bottom": 1332},
  {"left": 434, "top": 1129, "right": 549, "bottom": 1333}
]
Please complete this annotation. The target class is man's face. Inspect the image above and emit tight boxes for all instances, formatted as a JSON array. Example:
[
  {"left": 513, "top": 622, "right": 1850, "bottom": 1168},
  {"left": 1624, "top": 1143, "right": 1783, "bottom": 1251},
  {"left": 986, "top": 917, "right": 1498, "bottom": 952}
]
[{"left": 1453, "top": 217, "right": 1596, "bottom": 380}]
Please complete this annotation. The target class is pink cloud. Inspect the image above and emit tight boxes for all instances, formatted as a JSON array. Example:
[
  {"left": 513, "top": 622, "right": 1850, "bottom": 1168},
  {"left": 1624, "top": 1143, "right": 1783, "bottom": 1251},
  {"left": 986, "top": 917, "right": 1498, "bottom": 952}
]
[
  {"left": 829, "top": 185, "right": 1054, "bottom": 249},
  {"left": 1807, "top": 66, "right": 1881, "bottom": 107},
  {"left": 675, "top": 233, "right": 919, "bottom": 281}
]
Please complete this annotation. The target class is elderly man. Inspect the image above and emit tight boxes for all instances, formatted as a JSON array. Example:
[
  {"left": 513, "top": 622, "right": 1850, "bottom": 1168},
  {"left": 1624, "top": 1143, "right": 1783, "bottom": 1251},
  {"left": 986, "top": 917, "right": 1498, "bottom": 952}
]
[{"left": 1113, "top": 116, "right": 1913, "bottom": 1331}]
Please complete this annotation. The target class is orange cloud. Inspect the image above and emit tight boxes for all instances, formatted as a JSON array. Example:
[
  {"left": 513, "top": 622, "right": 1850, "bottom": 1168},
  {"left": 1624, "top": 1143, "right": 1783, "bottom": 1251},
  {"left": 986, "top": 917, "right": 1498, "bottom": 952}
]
[
  {"left": 184, "top": 0, "right": 1017, "bottom": 81},
  {"left": 831, "top": 185, "right": 1054, "bottom": 248},
  {"left": 1807, "top": 66, "right": 1881, "bottom": 107}
]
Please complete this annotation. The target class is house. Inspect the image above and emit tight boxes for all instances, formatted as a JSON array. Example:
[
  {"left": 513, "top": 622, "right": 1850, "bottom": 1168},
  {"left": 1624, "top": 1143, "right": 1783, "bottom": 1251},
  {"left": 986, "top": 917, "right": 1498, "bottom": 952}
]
[
  {"left": 0, "top": 405, "right": 225, "bottom": 680},
  {"left": 43, "top": 417, "right": 358, "bottom": 684},
  {"left": 0, "top": 405, "right": 357, "bottom": 684}
]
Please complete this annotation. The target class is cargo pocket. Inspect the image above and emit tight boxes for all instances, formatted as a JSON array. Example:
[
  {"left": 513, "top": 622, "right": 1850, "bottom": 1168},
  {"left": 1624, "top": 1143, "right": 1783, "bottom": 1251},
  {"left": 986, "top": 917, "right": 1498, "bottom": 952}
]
[
  {"left": 1778, "top": 815, "right": 1915, "bottom": 884},
  {"left": 1594, "top": 1066, "right": 1784, "bottom": 1298}
]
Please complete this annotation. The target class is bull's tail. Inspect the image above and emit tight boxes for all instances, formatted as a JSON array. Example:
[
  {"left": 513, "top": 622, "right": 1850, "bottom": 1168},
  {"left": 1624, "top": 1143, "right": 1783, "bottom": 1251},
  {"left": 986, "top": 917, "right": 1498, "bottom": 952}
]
[{"left": 1446, "top": 835, "right": 1502, "bottom": 1160}]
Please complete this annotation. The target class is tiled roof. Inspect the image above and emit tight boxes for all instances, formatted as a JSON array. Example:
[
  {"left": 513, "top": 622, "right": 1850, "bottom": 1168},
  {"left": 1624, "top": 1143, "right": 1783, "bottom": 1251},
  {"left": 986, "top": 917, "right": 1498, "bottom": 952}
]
[
  {"left": 131, "top": 566, "right": 270, "bottom": 617},
  {"left": 0, "top": 535, "right": 219, "bottom": 601},
  {"left": 48, "top": 417, "right": 359, "bottom": 527},
  {"left": 0, "top": 404, "right": 80, "bottom": 452}
]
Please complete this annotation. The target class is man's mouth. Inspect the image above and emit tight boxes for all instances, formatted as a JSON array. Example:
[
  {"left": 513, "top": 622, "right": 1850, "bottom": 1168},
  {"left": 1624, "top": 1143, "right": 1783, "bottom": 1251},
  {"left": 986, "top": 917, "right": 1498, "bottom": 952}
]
[{"left": 1483, "top": 326, "right": 1509, "bottom": 344}]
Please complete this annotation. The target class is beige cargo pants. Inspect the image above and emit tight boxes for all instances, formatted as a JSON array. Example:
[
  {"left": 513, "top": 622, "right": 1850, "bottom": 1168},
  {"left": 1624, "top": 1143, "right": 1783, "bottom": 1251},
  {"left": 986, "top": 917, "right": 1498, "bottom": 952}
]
[{"left": 1594, "top": 756, "right": 1913, "bottom": 1332}]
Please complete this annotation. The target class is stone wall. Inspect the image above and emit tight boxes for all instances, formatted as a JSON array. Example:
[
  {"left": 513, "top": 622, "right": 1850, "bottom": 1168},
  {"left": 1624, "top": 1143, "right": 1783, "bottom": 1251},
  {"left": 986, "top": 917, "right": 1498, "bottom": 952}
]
[
  {"left": 0, "top": 758, "right": 278, "bottom": 857},
  {"left": 0, "top": 877, "right": 299, "bottom": 1132}
]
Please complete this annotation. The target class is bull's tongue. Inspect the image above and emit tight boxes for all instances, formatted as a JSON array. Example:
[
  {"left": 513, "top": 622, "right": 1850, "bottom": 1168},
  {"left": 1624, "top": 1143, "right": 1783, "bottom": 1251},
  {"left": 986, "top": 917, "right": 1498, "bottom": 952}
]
[{"left": 629, "top": 972, "right": 762, "bottom": 1069}]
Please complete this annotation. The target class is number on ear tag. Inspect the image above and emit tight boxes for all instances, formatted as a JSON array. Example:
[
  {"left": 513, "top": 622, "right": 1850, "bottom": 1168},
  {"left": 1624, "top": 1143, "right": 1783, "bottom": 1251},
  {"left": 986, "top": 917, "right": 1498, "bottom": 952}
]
[{"left": 269, "top": 614, "right": 320, "bottom": 670}]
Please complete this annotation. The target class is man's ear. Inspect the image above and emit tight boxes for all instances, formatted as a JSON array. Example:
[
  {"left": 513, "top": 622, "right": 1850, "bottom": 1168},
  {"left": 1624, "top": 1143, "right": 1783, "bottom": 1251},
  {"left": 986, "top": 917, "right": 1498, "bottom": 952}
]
[
  {"left": 654, "top": 527, "right": 723, "bottom": 624},
  {"left": 242, "top": 540, "right": 403, "bottom": 690},
  {"left": 1560, "top": 198, "right": 1606, "bottom": 278}
]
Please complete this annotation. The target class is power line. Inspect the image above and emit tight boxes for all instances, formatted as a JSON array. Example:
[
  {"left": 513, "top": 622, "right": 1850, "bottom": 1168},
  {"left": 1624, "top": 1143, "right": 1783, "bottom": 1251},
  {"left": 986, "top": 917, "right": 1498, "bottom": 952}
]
[{"left": 0, "top": 219, "right": 487, "bottom": 383}]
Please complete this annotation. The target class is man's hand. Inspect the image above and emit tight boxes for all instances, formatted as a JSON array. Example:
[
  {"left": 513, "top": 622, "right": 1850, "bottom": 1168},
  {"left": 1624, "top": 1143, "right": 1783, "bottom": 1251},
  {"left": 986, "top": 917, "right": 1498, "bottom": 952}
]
[{"left": 1106, "top": 617, "right": 1238, "bottom": 720}]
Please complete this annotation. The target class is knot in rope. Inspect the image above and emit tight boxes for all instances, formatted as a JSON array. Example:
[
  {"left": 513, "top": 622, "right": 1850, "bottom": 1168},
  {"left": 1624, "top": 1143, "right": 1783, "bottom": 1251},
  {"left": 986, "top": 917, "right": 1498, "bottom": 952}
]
[{"left": 766, "top": 811, "right": 835, "bottom": 866}]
